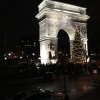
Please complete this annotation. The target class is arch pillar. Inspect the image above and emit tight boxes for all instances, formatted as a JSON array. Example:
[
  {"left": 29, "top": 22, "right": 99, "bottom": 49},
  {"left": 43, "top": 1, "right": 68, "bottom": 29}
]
[
  {"left": 40, "top": 37, "right": 58, "bottom": 64},
  {"left": 83, "top": 38, "right": 88, "bottom": 62},
  {"left": 69, "top": 40, "right": 74, "bottom": 61},
  {"left": 83, "top": 39, "right": 88, "bottom": 55}
]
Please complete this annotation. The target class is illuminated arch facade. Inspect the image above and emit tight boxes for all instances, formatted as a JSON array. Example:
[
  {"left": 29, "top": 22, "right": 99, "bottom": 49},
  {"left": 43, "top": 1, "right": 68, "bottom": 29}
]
[{"left": 36, "top": 0, "right": 89, "bottom": 64}]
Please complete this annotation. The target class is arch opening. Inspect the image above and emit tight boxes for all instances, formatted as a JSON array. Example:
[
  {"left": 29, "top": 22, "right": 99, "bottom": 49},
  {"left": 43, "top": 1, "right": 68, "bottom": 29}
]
[{"left": 57, "top": 29, "right": 70, "bottom": 63}]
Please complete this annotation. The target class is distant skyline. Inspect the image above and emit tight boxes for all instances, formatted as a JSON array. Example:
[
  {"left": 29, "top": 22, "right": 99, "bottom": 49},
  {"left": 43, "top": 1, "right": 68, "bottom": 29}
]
[{"left": 0, "top": 0, "right": 100, "bottom": 51}]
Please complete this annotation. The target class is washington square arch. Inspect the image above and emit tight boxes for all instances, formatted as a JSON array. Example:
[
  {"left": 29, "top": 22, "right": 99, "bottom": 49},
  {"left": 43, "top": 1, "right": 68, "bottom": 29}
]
[{"left": 36, "top": 0, "right": 90, "bottom": 64}]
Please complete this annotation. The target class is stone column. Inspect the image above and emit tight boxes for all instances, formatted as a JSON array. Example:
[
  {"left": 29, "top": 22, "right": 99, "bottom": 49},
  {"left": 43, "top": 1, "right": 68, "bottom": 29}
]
[
  {"left": 83, "top": 39, "right": 88, "bottom": 62},
  {"left": 69, "top": 40, "right": 74, "bottom": 61},
  {"left": 84, "top": 39, "right": 88, "bottom": 55}
]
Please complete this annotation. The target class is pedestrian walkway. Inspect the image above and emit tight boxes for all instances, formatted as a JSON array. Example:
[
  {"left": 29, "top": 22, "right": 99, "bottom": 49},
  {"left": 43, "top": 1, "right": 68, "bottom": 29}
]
[
  {"left": 37, "top": 75, "right": 100, "bottom": 100},
  {"left": 1, "top": 75, "right": 100, "bottom": 100}
]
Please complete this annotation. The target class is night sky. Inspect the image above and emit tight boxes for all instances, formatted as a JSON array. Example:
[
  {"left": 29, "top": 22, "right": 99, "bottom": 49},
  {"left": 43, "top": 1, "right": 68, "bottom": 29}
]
[{"left": 0, "top": 0, "right": 100, "bottom": 51}]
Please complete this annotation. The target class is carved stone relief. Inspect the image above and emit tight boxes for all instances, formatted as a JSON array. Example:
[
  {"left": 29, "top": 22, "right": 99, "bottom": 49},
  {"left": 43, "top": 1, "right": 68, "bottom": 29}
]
[
  {"left": 40, "top": 24, "right": 46, "bottom": 38},
  {"left": 80, "top": 24, "right": 87, "bottom": 38},
  {"left": 48, "top": 23, "right": 55, "bottom": 36}
]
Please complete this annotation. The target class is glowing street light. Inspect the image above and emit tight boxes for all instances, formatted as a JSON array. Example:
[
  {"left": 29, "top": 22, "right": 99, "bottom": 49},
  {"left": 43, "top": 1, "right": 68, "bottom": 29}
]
[
  {"left": 20, "top": 56, "right": 23, "bottom": 59},
  {"left": 4, "top": 57, "right": 7, "bottom": 60},
  {"left": 32, "top": 53, "right": 35, "bottom": 56},
  {"left": 8, "top": 53, "right": 11, "bottom": 56}
]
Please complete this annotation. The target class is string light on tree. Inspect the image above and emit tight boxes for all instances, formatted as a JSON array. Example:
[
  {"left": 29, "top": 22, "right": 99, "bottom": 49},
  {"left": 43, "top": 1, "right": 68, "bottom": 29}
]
[{"left": 72, "top": 26, "right": 85, "bottom": 63}]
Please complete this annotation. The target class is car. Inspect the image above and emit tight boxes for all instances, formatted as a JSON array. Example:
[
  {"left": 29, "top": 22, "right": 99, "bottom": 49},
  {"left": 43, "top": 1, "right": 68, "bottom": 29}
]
[
  {"left": 30, "top": 86, "right": 41, "bottom": 93},
  {"left": 13, "top": 91, "right": 27, "bottom": 100},
  {"left": 23, "top": 91, "right": 55, "bottom": 100},
  {"left": 55, "top": 92, "right": 65, "bottom": 100},
  {"left": 45, "top": 89, "right": 55, "bottom": 95}
]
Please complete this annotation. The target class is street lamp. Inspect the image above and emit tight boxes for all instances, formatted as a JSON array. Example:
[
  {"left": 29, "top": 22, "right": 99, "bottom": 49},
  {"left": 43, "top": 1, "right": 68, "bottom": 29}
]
[
  {"left": 32, "top": 53, "right": 35, "bottom": 56},
  {"left": 62, "top": 54, "right": 69, "bottom": 100},
  {"left": 4, "top": 57, "right": 7, "bottom": 60},
  {"left": 37, "top": 66, "right": 40, "bottom": 77}
]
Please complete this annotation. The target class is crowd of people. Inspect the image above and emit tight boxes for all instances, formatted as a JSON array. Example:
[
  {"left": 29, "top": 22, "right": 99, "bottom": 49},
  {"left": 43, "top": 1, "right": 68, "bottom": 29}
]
[
  {"left": 1, "top": 58, "right": 100, "bottom": 79},
  {"left": 15, "top": 60, "right": 100, "bottom": 79}
]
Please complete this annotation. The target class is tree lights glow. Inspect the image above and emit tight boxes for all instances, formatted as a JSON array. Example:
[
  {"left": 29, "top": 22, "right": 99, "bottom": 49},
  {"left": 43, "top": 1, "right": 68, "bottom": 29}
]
[{"left": 72, "top": 27, "right": 86, "bottom": 63}]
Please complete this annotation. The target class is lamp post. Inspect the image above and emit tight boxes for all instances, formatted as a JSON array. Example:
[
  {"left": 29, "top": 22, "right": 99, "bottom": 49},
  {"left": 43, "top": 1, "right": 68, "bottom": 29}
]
[
  {"left": 4, "top": 30, "right": 7, "bottom": 58},
  {"left": 37, "top": 66, "right": 40, "bottom": 77},
  {"left": 63, "top": 54, "right": 69, "bottom": 100},
  {"left": 63, "top": 66, "right": 67, "bottom": 100}
]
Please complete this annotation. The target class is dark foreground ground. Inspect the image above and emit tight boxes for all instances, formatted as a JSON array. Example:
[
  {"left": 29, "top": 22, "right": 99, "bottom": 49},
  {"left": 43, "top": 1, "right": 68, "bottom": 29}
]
[{"left": 0, "top": 74, "right": 100, "bottom": 100}]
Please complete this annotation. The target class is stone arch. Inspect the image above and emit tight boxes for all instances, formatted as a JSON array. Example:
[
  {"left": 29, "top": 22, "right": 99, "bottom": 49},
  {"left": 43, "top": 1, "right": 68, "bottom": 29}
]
[
  {"left": 56, "top": 26, "right": 76, "bottom": 60},
  {"left": 56, "top": 26, "right": 76, "bottom": 40},
  {"left": 36, "top": 0, "right": 89, "bottom": 64}
]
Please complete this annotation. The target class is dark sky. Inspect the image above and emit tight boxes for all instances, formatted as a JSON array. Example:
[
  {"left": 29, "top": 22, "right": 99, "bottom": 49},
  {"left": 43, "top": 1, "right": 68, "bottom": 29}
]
[{"left": 0, "top": 0, "right": 100, "bottom": 50}]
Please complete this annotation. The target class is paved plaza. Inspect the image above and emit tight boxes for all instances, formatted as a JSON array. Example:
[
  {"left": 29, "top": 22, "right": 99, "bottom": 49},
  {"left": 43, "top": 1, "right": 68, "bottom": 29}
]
[{"left": 1, "top": 74, "right": 100, "bottom": 100}]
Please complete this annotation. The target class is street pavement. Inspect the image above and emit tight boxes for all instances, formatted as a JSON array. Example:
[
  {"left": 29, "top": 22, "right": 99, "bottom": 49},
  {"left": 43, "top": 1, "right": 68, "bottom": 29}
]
[
  {"left": 37, "top": 75, "right": 100, "bottom": 100},
  {"left": 1, "top": 74, "right": 100, "bottom": 100}
]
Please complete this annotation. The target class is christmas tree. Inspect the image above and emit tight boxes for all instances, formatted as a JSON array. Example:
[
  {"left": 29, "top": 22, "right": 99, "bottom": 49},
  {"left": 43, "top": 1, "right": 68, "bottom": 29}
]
[{"left": 72, "top": 26, "right": 85, "bottom": 63}]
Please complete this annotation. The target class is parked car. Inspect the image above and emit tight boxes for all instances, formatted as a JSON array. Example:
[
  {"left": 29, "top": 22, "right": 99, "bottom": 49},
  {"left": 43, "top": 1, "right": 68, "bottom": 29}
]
[
  {"left": 55, "top": 92, "right": 64, "bottom": 100},
  {"left": 30, "top": 86, "right": 41, "bottom": 93},
  {"left": 23, "top": 91, "right": 55, "bottom": 100},
  {"left": 13, "top": 91, "right": 27, "bottom": 100}
]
